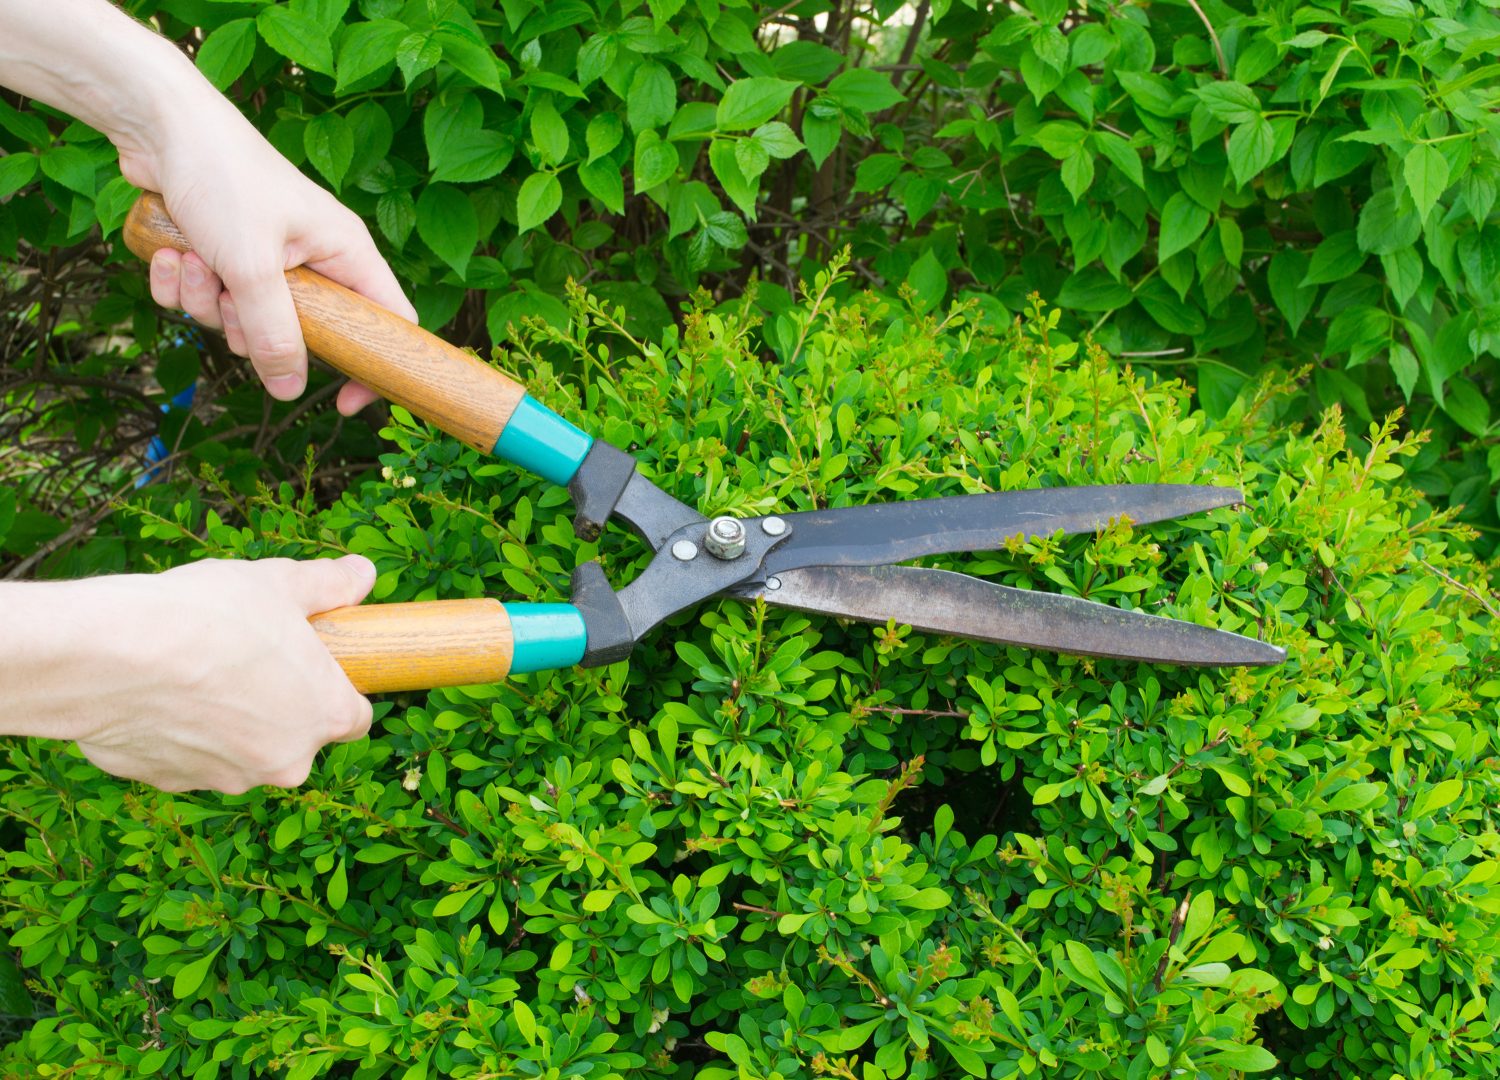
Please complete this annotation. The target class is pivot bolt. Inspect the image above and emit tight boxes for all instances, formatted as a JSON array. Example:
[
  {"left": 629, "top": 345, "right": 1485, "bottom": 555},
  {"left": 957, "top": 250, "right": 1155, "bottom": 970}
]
[
  {"left": 766, "top": 576, "right": 782, "bottom": 591},
  {"left": 704, "top": 516, "right": 747, "bottom": 560},
  {"left": 671, "top": 539, "right": 699, "bottom": 561},
  {"left": 761, "top": 516, "right": 787, "bottom": 537}
]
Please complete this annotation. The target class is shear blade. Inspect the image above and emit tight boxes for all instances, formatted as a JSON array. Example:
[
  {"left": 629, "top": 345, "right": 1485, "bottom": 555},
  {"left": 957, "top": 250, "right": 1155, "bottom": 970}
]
[
  {"left": 759, "top": 484, "right": 1244, "bottom": 576},
  {"left": 742, "top": 564, "right": 1285, "bottom": 667}
]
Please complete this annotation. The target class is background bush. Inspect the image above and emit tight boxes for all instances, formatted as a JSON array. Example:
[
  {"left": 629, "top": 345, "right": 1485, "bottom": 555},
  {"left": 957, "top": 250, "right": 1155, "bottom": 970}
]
[
  {"left": 1, "top": 0, "right": 1497, "bottom": 567},
  {"left": 2, "top": 277, "right": 1499, "bottom": 1077}
]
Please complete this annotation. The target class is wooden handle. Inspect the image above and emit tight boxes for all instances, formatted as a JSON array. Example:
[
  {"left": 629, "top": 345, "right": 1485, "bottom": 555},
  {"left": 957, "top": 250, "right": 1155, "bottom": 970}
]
[
  {"left": 310, "top": 599, "right": 513, "bottom": 693},
  {"left": 123, "top": 192, "right": 526, "bottom": 453}
]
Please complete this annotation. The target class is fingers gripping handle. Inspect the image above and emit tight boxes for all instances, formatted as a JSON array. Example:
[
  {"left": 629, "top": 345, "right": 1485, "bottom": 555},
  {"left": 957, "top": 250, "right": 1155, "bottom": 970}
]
[
  {"left": 310, "top": 599, "right": 587, "bottom": 693},
  {"left": 123, "top": 192, "right": 592, "bottom": 479}
]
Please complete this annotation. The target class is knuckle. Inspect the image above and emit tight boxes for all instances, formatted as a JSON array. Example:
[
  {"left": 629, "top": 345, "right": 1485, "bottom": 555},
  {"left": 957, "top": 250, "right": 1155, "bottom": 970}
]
[{"left": 271, "top": 761, "right": 312, "bottom": 789}]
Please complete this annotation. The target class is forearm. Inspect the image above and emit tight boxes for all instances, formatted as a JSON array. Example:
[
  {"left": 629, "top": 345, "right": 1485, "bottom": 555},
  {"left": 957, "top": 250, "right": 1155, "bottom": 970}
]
[
  {"left": 0, "top": 0, "right": 228, "bottom": 173},
  {"left": 0, "top": 578, "right": 142, "bottom": 742}
]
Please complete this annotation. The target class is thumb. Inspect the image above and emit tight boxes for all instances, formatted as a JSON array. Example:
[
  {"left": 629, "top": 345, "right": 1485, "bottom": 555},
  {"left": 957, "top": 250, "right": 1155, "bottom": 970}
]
[{"left": 289, "top": 555, "right": 377, "bottom": 616}]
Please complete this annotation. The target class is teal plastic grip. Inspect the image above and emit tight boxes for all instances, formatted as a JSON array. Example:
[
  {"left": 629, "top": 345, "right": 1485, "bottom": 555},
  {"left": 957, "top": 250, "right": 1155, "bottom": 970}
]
[
  {"left": 491, "top": 395, "right": 593, "bottom": 486},
  {"left": 505, "top": 603, "right": 588, "bottom": 674}
]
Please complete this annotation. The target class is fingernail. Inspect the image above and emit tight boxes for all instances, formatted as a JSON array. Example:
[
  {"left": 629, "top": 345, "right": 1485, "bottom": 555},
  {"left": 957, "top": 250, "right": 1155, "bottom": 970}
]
[
  {"left": 151, "top": 257, "right": 174, "bottom": 279},
  {"left": 342, "top": 554, "right": 376, "bottom": 588},
  {"left": 183, "top": 260, "right": 205, "bottom": 287},
  {"left": 264, "top": 374, "right": 305, "bottom": 398}
]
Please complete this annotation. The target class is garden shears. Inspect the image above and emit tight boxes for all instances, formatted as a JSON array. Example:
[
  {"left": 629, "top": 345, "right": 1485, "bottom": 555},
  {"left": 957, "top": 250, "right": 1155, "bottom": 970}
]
[{"left": 125, "top": 193, "right": 1285, "bottom": 692}]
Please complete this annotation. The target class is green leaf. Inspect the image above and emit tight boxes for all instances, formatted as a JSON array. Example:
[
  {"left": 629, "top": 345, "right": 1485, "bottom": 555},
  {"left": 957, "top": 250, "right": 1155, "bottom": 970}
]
[
  {"left": 1058, "top": 268, "right": 1133, "bottom": 311},
  {"left": 587, "top": 114, "right": 623, "bottom": 163},
  {"left": 753, "top": 121, "right": 803, "bottom": 159},
  {"left": 328, "top": 858, "right": 348, "bottom": 912},
  {"left": 376, "top": 190, "right": 416, "bottom": 249},
  {"left": 397, "top": 31, "right": 441, "bottom": 85},
  {"left": 1404, "top": 144, "right": 1450, "bottom": 221},
  {"left": 1301, "top": 231, "right": 1365, "bottom": 286},
  {"left": 826, "top": 68, "right": 905, "bottom": 113},
  {"left": 1158, "top": 192, "right": 1210, "bottom": 262},
  {"left": 703, "top": 211, "right": 747, "bottom": 249},
  {"left": 1228, "top": 117, "right": 1276, "bottom": 188},
  {"left": 1388, "top": 342, "right": 1420, "bottom": 401},
  {"left": 1327, "top": 782, "right": 1385, "bottom": 811},
  {"left": 853, "top": 154, "right": 903, "bottom": 194},
  {"left": 803, "top": 114, "right": 841, "bottom": 168},
  {"left": 173, "top": 943, "right": 225, "bottom": 999},
  {"left": 633, "top": 130, "right": 679, "bottom": 192},
  {"left": 335, "top": 19, "right": 407, "bottom": 93},
  {"left": 1414, "top": 776, "right": 1464, "bottom": 817},
  {"left": 517, "top": 173, "right": 563, "bottom": 234},
  {"left": 578, "top": 159, "right": 624, "bottom": 214},
  {"left": 771, "top": 41, "right": 844, "bottom": 84},
  {"left": 1061, "top": 150, "right": 1095, "bottom": 202},
  {"left": 627, "top": 61, "right": 676, "bottom": 131},
  {"left": 734, "top": 136, "right": 770, "bottom": 182},
  {"left": 709, "top": 139, "right": 758, "bottom": 216},
  {"left": 716, "top": 78, "right": 799, "bottom": 132},
  {"left": 1442, "top": 378, "right": 1491, "bottom": 436},
  {"left": 530, "top": 98, "right": 570, "bottom": 166},
  {"left": 1209, "top": 1045, "right": 1278, "bottom": 1072},
  {"left": 416, "top": 183, "right": 478, "bottom": 276},
  {"left": 1091, "top": 131, "right": 1143, "bottom": 188},
  {"left": 39, "top": 146, "right": 96, "bottom": 197},
  {"left": 437, "top": 26, "right": 506, "bottom": 93},
  {"left": 906, "top": 249, "right": 947, "bottom": 313},
  {"left": 0, "top": 153, "right": 38, "bottom": 200},
  {"left": 425, "top": 95, "right": 513, "bottom": 184},
  {"left": 1193, "top": 81, "right": 1260, "bottom": 124},
  {"left": 1118, "top": 71, "right": 1181, "bottom": 117},
  {"left": 1357, "top": 188, "right": 1422, "bottom": 255},
  {"left": 197, "top": 19, "right": 258, "bottom": 91},
  {"left": 304, "top": 112, "right": 354, "bottom": 190},
  {"left": 257, "top": 7, "right": 334, "bottom": 75}
]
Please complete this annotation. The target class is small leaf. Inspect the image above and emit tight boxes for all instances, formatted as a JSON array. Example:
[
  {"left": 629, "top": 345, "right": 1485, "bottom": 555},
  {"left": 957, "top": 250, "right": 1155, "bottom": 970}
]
[
  {"left": 1404, "top": 144, "right": 1450, "bottom": 221},
  {"left": 826, "top": 68, "right": 905, "bottom": 112},
  {"left": 517, "top": 173, "right": 562, "bottom": 233},
  {"left": 304, "top": 112, "right": 354, "bottom": 189},
  {"left": 416, "top": 183, "right": 478, "bottom": 276},
  {"left": 906, "top": 249, "right": 947, "bottom": 312},
  {"left": 196, "top": 19, "right": 258, "bottom": 91},
  {"left": 172, "top": 943, "right": 225, "bottom": 999},
  {"left": 1158, "top": 192, "right": 1211, "bottom": 262},
  {"left": 716, "top": 78, "right": 799, "bottom": 132}
]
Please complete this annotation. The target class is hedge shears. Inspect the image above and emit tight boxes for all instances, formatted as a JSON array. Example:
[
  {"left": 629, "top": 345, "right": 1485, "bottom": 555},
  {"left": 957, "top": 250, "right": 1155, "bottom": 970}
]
[{"left": 125, "top": 193, "right": 1285, "bottom": 692}]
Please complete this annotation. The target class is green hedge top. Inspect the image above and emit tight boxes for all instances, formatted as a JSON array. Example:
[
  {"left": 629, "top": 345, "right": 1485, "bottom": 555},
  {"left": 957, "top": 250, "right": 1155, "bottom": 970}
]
[
  {"left": 3, "top": 272, "right": 1497, "bottom": 1078},
  {"left": 3, "top": 0, "right": 1497, "bottom": 540}
]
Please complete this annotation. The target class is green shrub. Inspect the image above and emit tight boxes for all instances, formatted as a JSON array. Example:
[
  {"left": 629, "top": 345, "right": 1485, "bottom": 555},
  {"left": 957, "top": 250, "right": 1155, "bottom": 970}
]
[
  {"left": 3, "top": 272, "right": 1497, "bottom": 1077},
  {"left": 3, "top": 0, "right": 1496, "bottom": 553}
]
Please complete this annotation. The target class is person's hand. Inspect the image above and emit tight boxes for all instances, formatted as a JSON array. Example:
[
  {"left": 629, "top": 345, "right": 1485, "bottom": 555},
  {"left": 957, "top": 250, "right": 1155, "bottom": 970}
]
[
  {"left": 0, "top": 0, "right": 413, "bottom": 411},
  {"left": 65, "top": 556, "right": 377, "bottom": 793},
  {"left": 119, "top": 86, "right": 416, "bottom": 415}
]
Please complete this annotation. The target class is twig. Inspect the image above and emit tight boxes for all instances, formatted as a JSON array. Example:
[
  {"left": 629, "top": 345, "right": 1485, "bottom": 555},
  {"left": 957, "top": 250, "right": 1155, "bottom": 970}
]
[{"left": 1417, "top": 559, "right": 1499, "bottom": 620}]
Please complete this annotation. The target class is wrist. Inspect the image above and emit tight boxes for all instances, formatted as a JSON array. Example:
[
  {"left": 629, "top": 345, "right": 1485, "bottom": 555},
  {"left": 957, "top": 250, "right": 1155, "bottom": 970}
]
[{"left": 0, "top": 577, "right": 156, "bottom": 743}]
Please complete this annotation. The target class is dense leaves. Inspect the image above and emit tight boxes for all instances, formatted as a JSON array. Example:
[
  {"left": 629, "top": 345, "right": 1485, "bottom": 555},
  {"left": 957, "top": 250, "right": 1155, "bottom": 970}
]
[
  {"left": 2, "top": 0, "right": 1496, "bottom": 549},
  {"left": 3, "top": 275, "right": 1498, "bottom": 1077}
]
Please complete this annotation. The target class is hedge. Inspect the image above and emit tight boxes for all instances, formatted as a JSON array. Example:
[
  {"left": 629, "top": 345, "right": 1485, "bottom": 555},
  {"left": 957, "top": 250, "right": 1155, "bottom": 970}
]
[{"left": 2, "top": 270, "right": 1497, "bottom": 1077}]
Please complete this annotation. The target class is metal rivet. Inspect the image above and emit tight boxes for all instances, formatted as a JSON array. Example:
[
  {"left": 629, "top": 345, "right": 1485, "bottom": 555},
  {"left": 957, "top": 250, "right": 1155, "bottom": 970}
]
[
  {"left": 766, "top": 576, "right": 781, "bottom": 591},
  {"left": 761, "top": 516, "right": 787, "bottom": 536},
  {"left": 671, "top": 540, "right": 698, "bottom": 561},
  {"left": 704, "top": 516, "right": 747, "bottom": 560}
]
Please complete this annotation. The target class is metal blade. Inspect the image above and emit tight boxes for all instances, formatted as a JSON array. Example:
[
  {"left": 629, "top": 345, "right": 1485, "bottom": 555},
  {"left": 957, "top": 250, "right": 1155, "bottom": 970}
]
[
  {"left": 759, "top": 484, "right": 1243, "bottom": 576},
  {"left": 738, "top": 564, "right": 1285, "bottom": 667}
]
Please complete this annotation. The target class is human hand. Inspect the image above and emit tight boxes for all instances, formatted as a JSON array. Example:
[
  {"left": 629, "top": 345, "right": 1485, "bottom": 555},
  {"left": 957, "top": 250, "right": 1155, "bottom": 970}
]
[
  {"left": 66, "top": 556, "right": 377, "bottom": 793},
  {"left": 119, "top": 84, "right": 416, "bottom": 415}
]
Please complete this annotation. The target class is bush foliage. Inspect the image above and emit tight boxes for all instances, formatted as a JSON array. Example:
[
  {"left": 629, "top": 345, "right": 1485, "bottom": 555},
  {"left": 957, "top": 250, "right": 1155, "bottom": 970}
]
[
  {"left": 1, "top": 0, "right": 1497, "bottom": 551},
  {"left": 3, "top": 274, "right": 1498, "bottom": 1077}
]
